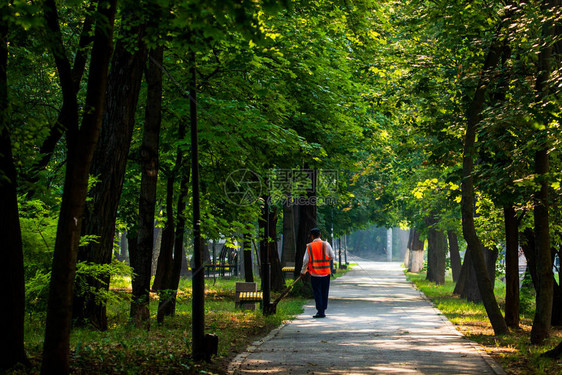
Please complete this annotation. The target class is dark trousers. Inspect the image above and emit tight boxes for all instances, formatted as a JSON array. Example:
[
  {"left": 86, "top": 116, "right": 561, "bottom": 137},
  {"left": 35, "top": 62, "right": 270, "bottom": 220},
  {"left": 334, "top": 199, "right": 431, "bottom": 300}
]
[{"left": 311, "top": 275, "right": 330, "bottom": 315}]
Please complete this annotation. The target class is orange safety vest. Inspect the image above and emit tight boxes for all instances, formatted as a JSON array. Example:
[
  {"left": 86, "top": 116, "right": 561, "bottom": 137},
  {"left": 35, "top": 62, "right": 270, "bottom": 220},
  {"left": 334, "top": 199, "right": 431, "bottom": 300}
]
[{"left": 306, "top": 241, "right": 331, "bottom": 275}]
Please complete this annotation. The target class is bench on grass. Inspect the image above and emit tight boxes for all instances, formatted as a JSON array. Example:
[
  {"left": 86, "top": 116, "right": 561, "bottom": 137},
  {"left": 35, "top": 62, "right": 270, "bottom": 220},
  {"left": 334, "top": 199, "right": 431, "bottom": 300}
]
[
  {"left": 235, "top": 282, "right": 261, "bottom": 310},
  {"left": 282, "top": 263, "right": 296, "bottom": 278},
  {"left": 205, "top": 263, "right": 236, "bottom": 277},
  {"left": 238, "top": 291, "right": 263, "bottom": 302}
]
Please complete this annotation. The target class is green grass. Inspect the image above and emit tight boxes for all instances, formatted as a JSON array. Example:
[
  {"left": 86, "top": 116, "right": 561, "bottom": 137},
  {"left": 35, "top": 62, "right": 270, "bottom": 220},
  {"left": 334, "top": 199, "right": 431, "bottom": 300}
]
[
  {"left": 12, "top": 267, "right": 360, "bottom": 375},
  {"left": 12, "top": 265, "right": 354, "bottom": 374},
  {"left": 12, "top": 275, "right": 310, "bottom": 375},
  {"left": 405, "top": 270, "right": 562, "bottom": 375}
]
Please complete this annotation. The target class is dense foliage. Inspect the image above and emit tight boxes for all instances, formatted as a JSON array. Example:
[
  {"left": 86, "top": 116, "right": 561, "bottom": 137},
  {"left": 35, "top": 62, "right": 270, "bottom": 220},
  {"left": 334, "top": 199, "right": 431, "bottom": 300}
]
[{"left": 2, "top": 0, "right": 562, "bottom": 372}]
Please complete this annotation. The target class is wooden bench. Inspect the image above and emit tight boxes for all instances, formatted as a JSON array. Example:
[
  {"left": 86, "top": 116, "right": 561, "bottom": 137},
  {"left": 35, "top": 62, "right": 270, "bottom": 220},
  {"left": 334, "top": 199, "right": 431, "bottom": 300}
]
[
  {"left": 238, "top": 291, "right": 263, "bottom": 302},
  {"left": 282, "top": 266, "right": 295, "bottom": 278},
  {"left": 205, "top": 263, "right": 235, "bottom": 277},
  {"left": 235, "top": 282, "right": 260, "bottom": 310}
]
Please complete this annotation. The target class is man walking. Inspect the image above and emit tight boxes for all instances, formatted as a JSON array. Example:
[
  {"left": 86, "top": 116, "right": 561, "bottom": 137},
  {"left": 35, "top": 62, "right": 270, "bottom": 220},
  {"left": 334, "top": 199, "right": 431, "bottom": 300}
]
[{"left": 301, "top": 228, "right": 335, "bottom": 318}]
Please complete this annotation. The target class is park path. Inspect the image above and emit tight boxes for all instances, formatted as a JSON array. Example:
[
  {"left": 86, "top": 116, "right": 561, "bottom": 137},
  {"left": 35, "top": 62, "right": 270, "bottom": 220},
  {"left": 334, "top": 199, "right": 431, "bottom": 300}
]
[{"left": 228, "top": 258, "right": 505, "bottom": 375}]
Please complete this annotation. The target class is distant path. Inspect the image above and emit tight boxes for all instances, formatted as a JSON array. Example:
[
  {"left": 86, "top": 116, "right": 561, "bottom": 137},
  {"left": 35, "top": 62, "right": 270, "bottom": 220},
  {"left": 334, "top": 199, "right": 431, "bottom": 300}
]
[{"left": 229, "top": 258, "right": 505, "bottom": 375}]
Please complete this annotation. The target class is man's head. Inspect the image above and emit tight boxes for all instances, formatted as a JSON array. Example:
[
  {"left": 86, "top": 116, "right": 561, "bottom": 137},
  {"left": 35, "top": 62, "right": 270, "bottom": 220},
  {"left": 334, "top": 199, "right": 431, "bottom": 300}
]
[{"left": 310, "top": 227, "right": 321, "bottom": 239}]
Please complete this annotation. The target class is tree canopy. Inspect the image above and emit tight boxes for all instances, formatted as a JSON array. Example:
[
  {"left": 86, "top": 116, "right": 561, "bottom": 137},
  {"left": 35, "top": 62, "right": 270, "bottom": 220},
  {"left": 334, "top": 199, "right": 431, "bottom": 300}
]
[{"left": 2, "top": 0, "right": 562, "bottom": 372}]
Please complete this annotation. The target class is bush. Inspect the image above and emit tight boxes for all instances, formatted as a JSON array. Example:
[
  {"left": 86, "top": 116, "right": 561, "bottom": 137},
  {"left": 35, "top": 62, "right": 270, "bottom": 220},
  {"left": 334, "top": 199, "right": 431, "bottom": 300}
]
[{"left": 19, "top": 198, "right": 57, "bottom": 314}]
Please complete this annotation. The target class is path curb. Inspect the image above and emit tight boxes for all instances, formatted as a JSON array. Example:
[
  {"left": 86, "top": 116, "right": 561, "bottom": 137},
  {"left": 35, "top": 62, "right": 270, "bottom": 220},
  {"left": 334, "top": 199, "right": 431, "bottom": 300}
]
[{"left": 227, "top": 320, "right": 290, "bottom": 374}]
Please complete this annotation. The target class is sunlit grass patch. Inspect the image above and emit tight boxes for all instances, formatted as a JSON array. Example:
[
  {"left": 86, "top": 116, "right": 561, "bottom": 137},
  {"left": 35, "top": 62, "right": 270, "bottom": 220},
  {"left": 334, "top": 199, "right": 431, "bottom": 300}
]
[{"left": 405, "top": 269, "right": 562, "bottom": 375}]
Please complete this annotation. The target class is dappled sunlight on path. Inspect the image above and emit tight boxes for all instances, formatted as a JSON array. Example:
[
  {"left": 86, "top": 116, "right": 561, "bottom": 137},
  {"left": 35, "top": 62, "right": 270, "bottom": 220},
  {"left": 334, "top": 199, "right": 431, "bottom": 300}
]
[{"left": 229, "top": 257, "right": 504, "bottom": 375}]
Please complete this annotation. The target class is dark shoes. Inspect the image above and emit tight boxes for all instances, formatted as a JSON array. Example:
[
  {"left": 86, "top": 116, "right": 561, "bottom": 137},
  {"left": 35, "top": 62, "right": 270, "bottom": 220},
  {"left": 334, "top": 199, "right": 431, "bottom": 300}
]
[{"left": 313, "top": 313, "right": 326, "bottom": 318}]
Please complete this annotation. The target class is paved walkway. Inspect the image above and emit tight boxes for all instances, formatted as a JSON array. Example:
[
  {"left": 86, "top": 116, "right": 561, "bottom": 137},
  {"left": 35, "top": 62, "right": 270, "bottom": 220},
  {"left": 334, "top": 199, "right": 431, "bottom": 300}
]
[{"left": 228, "top": 258, "right": 505, "bottom": 375}]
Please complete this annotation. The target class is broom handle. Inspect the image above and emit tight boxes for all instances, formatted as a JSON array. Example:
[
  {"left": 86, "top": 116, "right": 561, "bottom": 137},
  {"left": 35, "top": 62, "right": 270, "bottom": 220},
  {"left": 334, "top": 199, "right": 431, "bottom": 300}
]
[{"left": 272, "top": 273, "right": 304, "bottom": 307}]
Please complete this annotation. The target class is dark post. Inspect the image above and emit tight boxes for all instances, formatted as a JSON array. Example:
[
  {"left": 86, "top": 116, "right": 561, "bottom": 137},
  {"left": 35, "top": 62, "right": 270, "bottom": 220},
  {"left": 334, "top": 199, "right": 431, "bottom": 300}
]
[
  {"left": 344, "top": 235, "right": 348, "bottom": 265},
  {"left": 262, "top": 196, "right": 272, "bottom": 315},
  {"left": 190, "top": 51, "right": 205, "bottom": 361},
  {"left": 338, "top": 237, "right": 342, "bottom": 269}
]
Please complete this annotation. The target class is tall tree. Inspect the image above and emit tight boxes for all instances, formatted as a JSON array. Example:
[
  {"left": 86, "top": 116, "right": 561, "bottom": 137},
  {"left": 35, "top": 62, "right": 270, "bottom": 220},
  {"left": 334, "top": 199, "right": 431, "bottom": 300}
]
[
  {"left": 294, "top": 170, "right": 317, "bottom": 280},
  {"left": 0, "top": 2, "right": 28, "bottom": 368},
  {"left": 74, "top": 3, "right": 149, "bottom": 329},
  {"left": 426, "top": 217, "right": 447, "bottom": 285},
  {"left": 133, "top": 45, "right": 164, "bottom": 326},
  {"left": 447, "top": 230, "right": 461, "bottom": 283},
  {"left": 24, "top": 7, "right": 95, "bottom": 190},
  {"left": 461, "top": 245, "right": 498, "bottom": 303},
  {"left": 243, "top": 231, "right": 254, "bottom": 282},
  {"left": 530, "top": 0, "right": 557, "bottom": 345},
  {"left": 281, "top": 201, "right": 299, "bottom": 267},
  {"left": 407, "top": 228, "right": 424, "bottom": 273},
  {"left": 152, "top": 171, "right": 176, "bottom": 293},
  {"left": 40, "top": 0, "right": 117, "bottom": 372},
  {"left": 262, "top": 205, "right": 285, "bottom": 292},
  {"left": 460, "top": 17, "right": 509, "bottom": 335},
  {"left": 189, "top": 49, "right": 206, "bottom": 362},
  {"left": 453, "top": 247, "right": 471, "bottom": 295},
  {"left": 503, "top": 204, "right": 520, "bottom": 328},
  {"left": 154, "top": 55, "right": 193, "bottom": 322}
]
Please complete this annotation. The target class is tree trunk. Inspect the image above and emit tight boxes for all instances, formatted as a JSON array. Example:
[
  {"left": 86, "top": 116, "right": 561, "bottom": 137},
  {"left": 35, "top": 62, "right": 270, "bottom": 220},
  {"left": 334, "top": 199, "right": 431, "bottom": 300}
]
[
  {"left": 552, "top": 244, "right": 562, "bottom": 325},
  {"left": 0, "top": 129, "right": 28, "bottom": 372},
  {"left": 426, "top": 223, "right": 447, "bottom": 285},
  {"left": 503, "top": 204, "right": 520, "bottom": 328},
  {"left": 127, "top": 233, "right": 138, "bottom": 268},
  {"left": 281, "top": 201, "right": 299, "bottom": 266},
  {"left": 454, "top": 247, "right": 471, "bottom": 295},
  {"left": 267, "top": 207, "right": 285, "bottom": 291},
  {"left": 460, "top": 18, "right": 509, "bottom": 335},
  {"left": 130, "top": 46, "right": 163, "bottom": 327},
  {"left": 448, "top": 231, "right": 462, "bottom": 283},
  {"left": 25, "top": 10, "right": 94, "bottom": 191},
  {"left": 407, "top": 228, "right": 424, "bottom": 273},
  {"left": 153, "top": 104, "right": 188, "bottom": 298},
  {"left": 404, "top": 229, "right": 413, "bottom": 269},
  {"left": 552, "top": 271, "right": 562, "bottom": 326},
  {"left": 542, "top": 340, "right": 562, "bottom": 359},
  {"left": 461, "top": 245, "right": 498, "bottom": 303},
  {"left": 532, "top": 145, "right": 554, "bottom": 343},
  {"left": 180, "top": 244, "right": 190, "bottom": 277},
  {"left": 259, "top": 199, "right": 271, "bottom": 301},
  {"left": 158, "top": 112, "right": 190, "bottom": 323},
  {"left": 189, "top": 50, "right": 206, "bottom": 362},
  {"left": 151, "top": 224, "right": 162, "bottom": 275},
  {"left": 0, "top": 11, "right": 28, "bottom": 367},
  {"left": 530, "top": 0, "right": 556, "bottom": 345},
  {"left": 521, "top": 228, "right": 538, "bottom": 291},
  {"left": 295, "top": 169, "right": 317, "bottom": 279},
  {"left": 119, "top": 231, "right": 128, "bottom": 262},
  {"left": 461, "top": 260, "right": 480, "bottom": 302},
  {"left": 41, "top": 1, "right": 117, "bottom": 372},
  {"left": 165, "top": 156, "right": 191, "bottom": 315},
  {"left": 152, "top": 174, "right": 175, "bottom": 292},
  {"left": 74, "top": 9, "right": 147, "bottom": 329},
  {"left": 243, "top": 231, "right": 254, "bottom": 282},
  {"left": 403, "top": 248, "right": 410, "bottom": 269}
]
